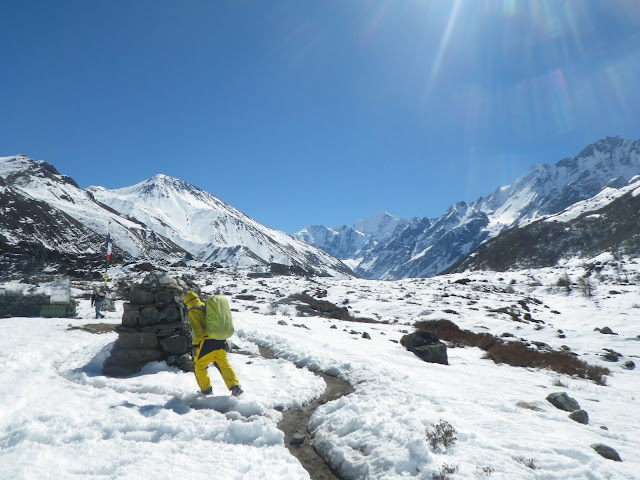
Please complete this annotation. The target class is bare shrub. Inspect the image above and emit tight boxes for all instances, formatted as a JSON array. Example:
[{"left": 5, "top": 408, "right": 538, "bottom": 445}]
[
  {"left": 416, "top": 319, "right": 610, "bottom": 384},
  {"left": 484, "top": 343, "right": 609, "bottom": 385},
  {"left": 415, "top": 319, "right": 502, "bottom": 351},
  {"left": 433, "top": 464, "right": 459, "bottom": 480},
  {"left": 480, "top": 466, "right": 495, "bottom": 476},
  {"left": 577, "top": 276, "right": 594, "bottom": 298},
  {"left": 517, "top": 458, "right": 537, "bottom": 470},
  {"left": 556, "top": 273, "right": 571, "bottom": 292},
  {"left": 426, "top": 419, "right": 457, "bottom": 452},
  {"left": 552, "top": 377, "right": 568, "bottom": 388}
]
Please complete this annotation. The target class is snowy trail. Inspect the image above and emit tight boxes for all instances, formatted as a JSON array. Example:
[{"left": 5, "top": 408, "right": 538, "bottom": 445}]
[
  {"left": 0, "top": 318, "right": 319, "bottom": 480},
  {"left": 259, "top": 345, "right": 355, "bottom": 480}
]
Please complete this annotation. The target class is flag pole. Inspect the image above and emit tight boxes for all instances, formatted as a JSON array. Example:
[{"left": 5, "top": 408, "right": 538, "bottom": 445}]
[{"left": 104, "top": 222, "right": 112, "bottom": 283}]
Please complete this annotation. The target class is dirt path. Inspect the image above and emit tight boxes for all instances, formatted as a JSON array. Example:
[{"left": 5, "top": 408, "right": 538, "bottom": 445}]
[{"left": 259, "top": 346, "right": 355, "bottom": 480}]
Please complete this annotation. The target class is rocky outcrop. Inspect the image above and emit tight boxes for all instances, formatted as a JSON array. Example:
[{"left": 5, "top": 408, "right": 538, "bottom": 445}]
[{"left": 103, "top": 273, "right": 194, "bottom": 377}]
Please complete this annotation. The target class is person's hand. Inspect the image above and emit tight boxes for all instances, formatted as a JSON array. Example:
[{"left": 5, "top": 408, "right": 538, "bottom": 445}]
[{"left": 191, "top": 346, "right": 197, "bottom": 358}]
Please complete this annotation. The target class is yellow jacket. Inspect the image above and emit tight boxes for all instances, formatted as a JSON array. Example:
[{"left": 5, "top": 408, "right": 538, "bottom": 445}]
[{"left": 184, "top": 291, "right": 206, "bottom": 346}]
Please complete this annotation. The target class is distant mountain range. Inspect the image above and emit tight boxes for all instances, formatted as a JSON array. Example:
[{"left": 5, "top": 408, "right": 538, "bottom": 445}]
[
  {"left": 295, "top": 136, "right": 640, "bottom": 279},
  {"left": 1, "top": 136, "right": 639, "bottom": 280}
]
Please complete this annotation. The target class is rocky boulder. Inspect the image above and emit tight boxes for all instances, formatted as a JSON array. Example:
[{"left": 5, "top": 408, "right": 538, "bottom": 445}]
[
  {"left": 591, "top": 443, "right": 622, "bottom": 462},
  {"left": 400, "top": 331, "right": 448, "bottom": 365},
  {"left": 546, "top": 392, "right": 581, "bottom": 412}
]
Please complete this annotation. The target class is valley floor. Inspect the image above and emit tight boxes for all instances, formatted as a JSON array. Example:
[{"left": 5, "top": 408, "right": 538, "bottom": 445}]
[{"left": 1, "top": 258, "right": 639, "bottom": 479}]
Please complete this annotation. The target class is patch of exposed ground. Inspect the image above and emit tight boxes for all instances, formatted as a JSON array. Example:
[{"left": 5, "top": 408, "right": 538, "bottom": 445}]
[
  {"left": 259, "top": 346, "right": 355, "bottom": 480},
  {"left": 67, "top": 323, "right": 118, "bottom": 334}
]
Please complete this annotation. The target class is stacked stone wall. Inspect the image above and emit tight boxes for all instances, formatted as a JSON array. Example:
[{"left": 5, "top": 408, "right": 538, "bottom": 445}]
[
  {"left": 0, "top": 292, "right": 49, "bottom": 317},
  {"left": 103, "top": 273, "right": 194, "bottom": 377},
  {"left": 0, "top": 291, "right": 77, "bottom": 318}
]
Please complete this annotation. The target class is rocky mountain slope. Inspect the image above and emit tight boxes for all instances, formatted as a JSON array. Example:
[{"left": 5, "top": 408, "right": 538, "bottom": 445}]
[
  {"left": 0, "top": 156, "right": 188, "bottom": 277},
  {"left": 447, "top": 175, "right": 640, "bottom": 273}
]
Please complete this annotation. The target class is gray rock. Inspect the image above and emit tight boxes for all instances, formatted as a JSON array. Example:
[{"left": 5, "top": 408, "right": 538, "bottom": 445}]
[
  {"left": 158, "top": 305, "right": 181, "bottom": 323},
  {"left": 591, "top": 443, "right": 622, "bottom": 462},
  {"left": 157, "top": 274, "right": 181, "bottom": 289},
  {"left": 107, "top": 347, "right": 163, "bottom": 364},
  {"left": 278, "top": 320, "right": 288, "bottom": 326},
  {"left": 139, "top": 306, "right": 160, "bottom": 326},
  {"left": 546, "top": 392, "right": 581, "bottom": 412},
  {"left": 290, "top": 433, "right": 305, "bottom": 446},
  {"left": 122, "top": 303, "right": 140, "bottom": 327},
  {"left": 568, "top": 409, "right": 589, "bottom": 424},
  {"left": 401, "top": 331, "right": 448, "bottom": 365},
  {"left": 155, "top": 289, "right": 181, "bottom": 304},
  {"left": 602, "top": 352, "right": 620, "bottom": 362},
  {"left": 362, "top": 332, "right": 371, "bottom": 339},
  {"left": 599, "top": 327, "right": 617, "bottom": 335},
  {"left": 623, "top": 360, "right": 635, "bottom": 370},
  {"left": 159, "top": 335, "right": 191, "bottom": 355},
  {"left": 117, "top": 331, "right": 159, "bottom": 350},
  {"left": 129, "top": 286, "right": 155, "bottom": 305}
]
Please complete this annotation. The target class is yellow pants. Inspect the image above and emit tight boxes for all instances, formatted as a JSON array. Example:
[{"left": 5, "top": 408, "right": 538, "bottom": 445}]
[{"left": 193, "top": 343, "right": 240, "bottom": 393}]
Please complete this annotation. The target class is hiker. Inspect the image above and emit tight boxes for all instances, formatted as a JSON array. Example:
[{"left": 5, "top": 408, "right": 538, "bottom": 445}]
[
  {"left": 184, "top": 291, "right": 243, "bottom": 397},
  {"left": 91, "top": 286, "right": 106, "bottom": 319}
]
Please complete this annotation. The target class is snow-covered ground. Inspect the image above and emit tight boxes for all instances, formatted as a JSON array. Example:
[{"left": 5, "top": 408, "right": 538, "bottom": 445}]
[{"left": 1, "top": 258, "right": 639, "bottom": 479}]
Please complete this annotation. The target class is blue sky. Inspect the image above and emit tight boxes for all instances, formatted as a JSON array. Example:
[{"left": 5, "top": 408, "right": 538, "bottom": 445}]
[{"left": 2, "top": 1, "right": 639, "bottom": 234}]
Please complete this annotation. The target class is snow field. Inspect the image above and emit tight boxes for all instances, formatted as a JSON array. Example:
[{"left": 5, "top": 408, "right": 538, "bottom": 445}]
[{"left": 1, "top": 259, "right": 639, "bottom": 479}]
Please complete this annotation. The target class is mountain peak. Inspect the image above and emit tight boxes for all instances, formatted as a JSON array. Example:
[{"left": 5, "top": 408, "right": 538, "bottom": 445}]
[
  {"left": 353, "top": 211, "right": 408, "bottom": 241},
  {"left": 125, "top": 174, "right": 203, "bottom": 199}
]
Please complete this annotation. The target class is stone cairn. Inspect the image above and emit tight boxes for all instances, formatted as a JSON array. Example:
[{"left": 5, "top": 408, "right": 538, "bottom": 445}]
[{"left": 103, "top": 272, "right": 194, "bottom": 377}]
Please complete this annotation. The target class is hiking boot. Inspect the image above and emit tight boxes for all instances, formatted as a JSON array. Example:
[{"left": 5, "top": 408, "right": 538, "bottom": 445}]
[
  {"left": 201, "top": 387, "right": 212, "bottom": 395},
  {"left": 230, "top": 385, "right": 243, "bottom": 397}
]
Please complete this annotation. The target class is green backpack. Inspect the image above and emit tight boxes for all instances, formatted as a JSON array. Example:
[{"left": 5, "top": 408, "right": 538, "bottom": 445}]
[{"left": 204, "top": 295, "right": 234, "bottom": 340}]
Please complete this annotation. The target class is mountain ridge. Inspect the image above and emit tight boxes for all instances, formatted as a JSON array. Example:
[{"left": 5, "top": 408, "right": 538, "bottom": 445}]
[
  {"left": 297, "top": 136, "right": 640, "bottom": 279},
  {"left": 88, "top": 175, "right": 353, "bottom": 277}
]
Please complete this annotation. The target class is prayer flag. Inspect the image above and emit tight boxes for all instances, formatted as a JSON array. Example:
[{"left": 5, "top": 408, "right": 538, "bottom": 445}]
[
  {"left": 104, "top": 230, "right": 112, "bottom": 282},
  {"left": 106, "top": 232, "right": 112, "bottom": 263}
]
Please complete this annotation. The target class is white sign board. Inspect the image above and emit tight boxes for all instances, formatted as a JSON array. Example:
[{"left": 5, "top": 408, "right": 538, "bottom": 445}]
[{"left": 50, "top": 277, "right": 70, "bottom": 305}]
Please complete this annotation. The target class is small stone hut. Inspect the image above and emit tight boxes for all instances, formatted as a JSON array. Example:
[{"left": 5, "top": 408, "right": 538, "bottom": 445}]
[{"left": 103, "top": 272, "right": 194, "bottom": 377}]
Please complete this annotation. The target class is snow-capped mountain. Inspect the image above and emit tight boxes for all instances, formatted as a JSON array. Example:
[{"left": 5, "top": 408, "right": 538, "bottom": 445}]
[
  {"left": 0, "top": 155, "right": 188, "bottom": 276},
  {"left": 353, "top": 211, "right": 409, "bottom": 242},
  {"left": 88, "top": 175, "right": 353, "bottom": 277},
  {"left": 294, "top": 212, "right": 408, "bottom": 267},
  {"left": 299, "top": 137, "right": 640, "bottom": 280},
  {"left": 448, "top": 174, "right": 640, "bottom": 273},
  {"left": 0, "top": 156, "right": 351, "bottom": 278}
]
